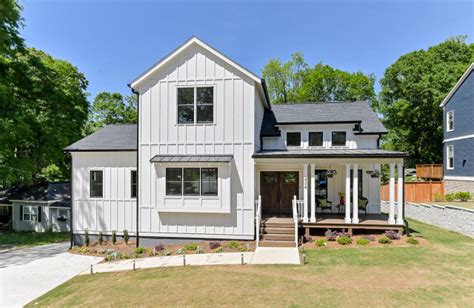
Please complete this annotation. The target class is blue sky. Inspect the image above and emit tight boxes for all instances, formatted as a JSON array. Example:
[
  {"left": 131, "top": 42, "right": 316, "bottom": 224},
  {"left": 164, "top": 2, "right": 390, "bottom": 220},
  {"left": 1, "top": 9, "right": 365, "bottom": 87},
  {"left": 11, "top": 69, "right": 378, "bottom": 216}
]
[{"left": 21, "top": 0, "right": 473, "bottom": 100}]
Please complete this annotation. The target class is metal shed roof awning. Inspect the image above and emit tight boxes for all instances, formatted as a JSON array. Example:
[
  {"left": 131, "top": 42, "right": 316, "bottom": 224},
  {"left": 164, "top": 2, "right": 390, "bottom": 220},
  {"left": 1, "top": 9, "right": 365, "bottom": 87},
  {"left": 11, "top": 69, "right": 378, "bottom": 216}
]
[{"left": 150, "top": 155, "right": 233, "bottom": 163}]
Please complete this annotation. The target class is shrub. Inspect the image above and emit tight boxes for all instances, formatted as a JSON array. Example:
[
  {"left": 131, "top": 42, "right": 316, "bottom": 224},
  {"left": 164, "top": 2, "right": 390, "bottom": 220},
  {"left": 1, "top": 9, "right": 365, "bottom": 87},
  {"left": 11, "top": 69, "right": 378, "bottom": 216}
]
[
  {"left": 378, "top": 236, "right": 392, "bottom": 244},
  {"left": 155, "top": 243, "right": 165, "bottom": 252},
  {"left": 239, "top": 246, "right": 248, "bottom": 252},
  {"left": 176, "top": 248, "right": 187, "bottom": 255},
  {"left": 209, "top": 241, "right": 220, "bottom": 250},
  {"left": 316, "top": 239, "right": 327, "bottom": 247},
  {"left": 455, "top": 192, "right": 471, "bottom": 202},
  {"left": 123, "top": 229, "right": 129, "bottom": 245},
  {"left": 385, "top": 230, "right": 401, "bottom": 240},
  {"left": 84, "top": 229, "right": 90, "bottom": 247},
  {"left": 303, "top": 234, "right": 313, "bottom": 243},
  {"left": 112, "top": 230, "right": 117, "bottom": 245},
  {"left": 362, "top": 235, "right": 376, "bottom": 242},
  {"left": 98, "top": 231, "right": 103, "bottom": 245},
  {"left": 214, "top": 247, "right": 224, "bottom": 253},
  {"left": 433, "top": 192, "right": 444, "bottom": 202},
  {"left": 196, "top": 246, "right": 205, "bottom": 254},
  {"left": 406, "top": 237, "right": 419, "bottom": 245},
  {"left": 227, "top": 241, "right": 240, "bottom": 249},
  {"left": 325, "top": 230, "right": 338, "bottom": 241},
  {"left": 337, "top": 237, "right": 352, "bottom": 245},
  {"left": 160, "top": 249, "right": 171, "bottom": 256},
  {"left": 78, "top": 246, "right": 89, "bottom": 254},
  {"left": 135, "top": 247, "right": 146, "bottom": 254},
  {"left": 184, "top": 243, "right": 199, "bottom": 251},
  {"left": 357, "top": 238, "right": 370, "bottom": 245},
  {"left": 445, "top": 193, "right": 455, "bottom": 202}
]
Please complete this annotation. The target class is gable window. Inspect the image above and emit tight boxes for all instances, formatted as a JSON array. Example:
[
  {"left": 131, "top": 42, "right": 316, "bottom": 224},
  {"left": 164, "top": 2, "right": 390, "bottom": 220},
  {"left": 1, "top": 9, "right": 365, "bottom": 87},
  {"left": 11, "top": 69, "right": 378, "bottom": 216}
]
[
  {"left": 309, "top": 132, "right": 323, "bottom": 147},
  {"left": 90, "top": 170, "right": 103, "bottom": 198},
  {"left": 21, "top": 205, "right": 40, "bottom": 222},
  {"left": 166, "top": 167, "right": 218, "bottom": 196},
  {"left": 447, "top": 110, "right": 454, "bottom": 132},
  {"left": 447, "top": 145, "right": 454, "bottom": 169},
  {"left": 331, "top": 131, "right": 346, "bottom": 146},
  {"left": 287, "top": 132, "right": 301, "bottom": 147},
  {"left": 177, "top": 87, "right": 214, "bottom": 124},
  {"left": 131, "top": 170, "right": 137, "bottom": 198}
]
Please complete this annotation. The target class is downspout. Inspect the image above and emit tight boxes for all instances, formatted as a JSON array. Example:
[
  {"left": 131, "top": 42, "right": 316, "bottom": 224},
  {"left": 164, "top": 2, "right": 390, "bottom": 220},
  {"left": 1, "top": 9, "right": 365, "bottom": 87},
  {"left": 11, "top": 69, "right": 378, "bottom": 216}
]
[
  {"left": 402, "top": 163, "right": 410, "bottom": 236},
  {"left": 131, "top": 86, "right": 140, "bottom": 247},
  {"left": 69, "top": 152, "right": 73, "bottom": 248}
]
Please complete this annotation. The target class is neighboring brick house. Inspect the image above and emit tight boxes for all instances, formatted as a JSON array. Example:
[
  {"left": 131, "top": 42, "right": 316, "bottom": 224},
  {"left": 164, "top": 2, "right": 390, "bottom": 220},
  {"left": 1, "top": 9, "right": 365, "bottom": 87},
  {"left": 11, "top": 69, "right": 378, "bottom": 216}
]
[{"left": 440, "top": 63, "right": 474, "bottom": 193}]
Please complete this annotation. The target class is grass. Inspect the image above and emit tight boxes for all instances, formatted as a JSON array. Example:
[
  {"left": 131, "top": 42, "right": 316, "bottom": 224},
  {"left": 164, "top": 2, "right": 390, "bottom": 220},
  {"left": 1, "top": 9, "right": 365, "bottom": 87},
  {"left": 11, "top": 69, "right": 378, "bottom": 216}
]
[
  {"left": 0, "top": 231, "right": 70, "bottom": 248},
  {"left": 430, "top": 201, "right": 474, "bottom": 210},
  {"left": 27, "top": 219, "right": 474, "bottom": 307}
]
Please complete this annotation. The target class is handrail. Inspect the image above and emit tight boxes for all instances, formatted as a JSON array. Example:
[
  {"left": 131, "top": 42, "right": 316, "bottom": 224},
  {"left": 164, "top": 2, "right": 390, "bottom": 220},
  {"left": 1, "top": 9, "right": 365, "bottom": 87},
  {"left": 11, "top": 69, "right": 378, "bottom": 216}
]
[
  {"left": 255, "top": 195, "right": 262, "bottom": 246},
  {"left": 292, "top": 196, "right": 298, "bottom": 247}
]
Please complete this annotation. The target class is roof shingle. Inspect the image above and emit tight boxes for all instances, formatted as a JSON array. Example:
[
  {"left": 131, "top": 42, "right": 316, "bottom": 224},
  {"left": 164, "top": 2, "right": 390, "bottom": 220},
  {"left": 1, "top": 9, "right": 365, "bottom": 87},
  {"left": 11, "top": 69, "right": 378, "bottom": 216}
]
[{"left": 64, "top": 124, "right": 137, "bottom": 152}]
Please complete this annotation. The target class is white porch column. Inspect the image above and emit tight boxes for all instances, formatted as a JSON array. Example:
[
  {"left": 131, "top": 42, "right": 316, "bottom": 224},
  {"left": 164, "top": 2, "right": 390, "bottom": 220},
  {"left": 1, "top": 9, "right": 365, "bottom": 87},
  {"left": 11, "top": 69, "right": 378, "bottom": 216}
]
[
  {"left": 396, "top": 163, "right": 404, "bottom": 224},
  {"left": 388, "top": 163, "right": 396, "bottom": 224},
  {"left": 345, "top": 163, "right": 351, "bottom": 223},
  {"left": 352, "top": 164, "right": 359, "bottom": 224},
  {"left": 303, "top": 163, "right": 309, "bottom": 223},
  {"left": 310, "top": 163, "right": 316, "bottom": 222}
]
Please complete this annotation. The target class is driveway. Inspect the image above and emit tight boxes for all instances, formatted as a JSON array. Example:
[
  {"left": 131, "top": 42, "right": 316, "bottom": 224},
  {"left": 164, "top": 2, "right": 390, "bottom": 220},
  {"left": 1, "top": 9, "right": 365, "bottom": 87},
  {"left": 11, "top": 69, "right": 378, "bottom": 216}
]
[{"left": 0, "top": 242, "right": 102, "bottom": 307}]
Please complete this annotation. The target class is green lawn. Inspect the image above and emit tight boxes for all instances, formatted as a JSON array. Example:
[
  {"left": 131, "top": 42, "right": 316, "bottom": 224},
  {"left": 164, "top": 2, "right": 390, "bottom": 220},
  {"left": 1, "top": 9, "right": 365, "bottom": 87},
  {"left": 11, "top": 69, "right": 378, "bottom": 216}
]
[
  {"left": 0, "top": 231, "right": 70, "bottom": 248},
  {"left": 28, "top": 220, "right": 474, "bottom": 307},
  {"left": 430, "top": 201, "right": 474, "bottom": 210}
]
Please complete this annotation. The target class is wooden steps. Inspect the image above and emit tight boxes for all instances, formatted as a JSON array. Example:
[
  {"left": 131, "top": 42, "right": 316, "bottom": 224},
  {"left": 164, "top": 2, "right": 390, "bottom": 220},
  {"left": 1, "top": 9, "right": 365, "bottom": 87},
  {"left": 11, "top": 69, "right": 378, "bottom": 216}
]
[{"left": 259, "top": 217, "right": 296, "bottom": 247}]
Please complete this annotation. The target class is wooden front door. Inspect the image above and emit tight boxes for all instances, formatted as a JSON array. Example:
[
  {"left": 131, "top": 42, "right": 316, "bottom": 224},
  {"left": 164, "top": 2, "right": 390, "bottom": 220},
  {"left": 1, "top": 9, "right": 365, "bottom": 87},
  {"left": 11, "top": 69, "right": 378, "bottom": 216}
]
[{"left": 260, "top": 171, "right": 299, "bottom": 216}]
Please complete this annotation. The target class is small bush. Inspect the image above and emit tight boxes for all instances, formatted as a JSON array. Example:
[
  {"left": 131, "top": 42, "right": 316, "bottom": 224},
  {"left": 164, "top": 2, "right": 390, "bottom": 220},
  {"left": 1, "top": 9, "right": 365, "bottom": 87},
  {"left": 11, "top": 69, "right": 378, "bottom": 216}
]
[
  {"left": 111, "top": 230, "right": 117, "bottom": 245},
  {"left": 135, "top": 247, "right": 146, "bottom": 254},
  {"left": 433, "top": 192, "right": 444, "bottom": 202},
  {"left": 196, "top": 246, "right": 205, "bottom": 254},
  {"left": 337, "top": 236, "right": 352, "bottom": 245},
  {"left": 239, "top": 246, "right": 248, "bottom": 252},
  {"left": 455, "top": 192, "right": 471, "bottom": 202},
  {"left": 78, "top": 246, "right": 89, "bottom": 254},
  {"left": 385, "top": 230, "right": 401, "bottom": 240},
  {"left": 98, "top": 231, "right": 103, "bottom": 245},
  {"left": 155, "top": 243, "right": 165, "bottom": 252},
  {"left": 406, "top": 237, "right": 419, "bottom": 245},
  {"left": 176, "top": 248, "right": 187, "bottom": 255},
  {"left": 209, "top": 241, "right": 220, "bottom": 250},
  {"left": 378, "top": 236, "right": 392, "bottom": 244},
  {"left": 445, "top": 193, "right": 455, "bottom": 202},
  {"left": 362, "top": 235, "right": 376, "bottom": 242},
  {"left": 316, "top": 239, "right": 327, "bottom": 247},
  {"left": 227, "top": 241, "right": 240, "bottom": 249},
  {"left": 214, "top": 247, "right": 224, "bottom": 253},
  {"left": 325, "top": 230, "right": 338, "bottom": 241},
  {"left": 123, "top": 229, "right": 129, "bottom": 245},
  {"left": 84, "top": 229, "right": 90, "bottom": 247},
  {"left": 356, "top": 238, "right": 370, "bottom": 245},
  {"left": 184, "top": 243, "right": 199, "bottom": 251},
  {"left": 303, "top": 234, "right": 313, "bottom": 243},
  {"left": 160, "top": 249, "right": 171, "bottom": 256}
]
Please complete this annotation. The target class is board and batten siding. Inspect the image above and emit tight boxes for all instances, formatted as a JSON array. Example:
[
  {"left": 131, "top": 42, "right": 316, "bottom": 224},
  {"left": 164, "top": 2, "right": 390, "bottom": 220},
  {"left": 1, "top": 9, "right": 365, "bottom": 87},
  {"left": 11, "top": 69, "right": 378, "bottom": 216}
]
[
  {"left": 136, "top": 43, "right": 263, "bottom": 239},
  {"left": 71, "top": 152, "right": 137, "bottom": 235}
]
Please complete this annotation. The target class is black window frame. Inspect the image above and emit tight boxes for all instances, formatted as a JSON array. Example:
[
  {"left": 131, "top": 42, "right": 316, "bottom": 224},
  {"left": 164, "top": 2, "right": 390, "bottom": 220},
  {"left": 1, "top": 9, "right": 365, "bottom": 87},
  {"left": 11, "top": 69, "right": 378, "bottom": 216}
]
[
  {"left": 131, "top": 170, "right": 137, "bottom": 198},
  {"left": 201, "top": 168, "right": 218, "bottom": 196},
  {"left": 166, "top": 168, "right": 183, "bottom": 196},
  {"left": 90, "top": 170, "right": 103, "bottom": 198},
  {"left": 287, "top": 132, "right": 301, "bottom": 147},
  {"left": 331, "top": 131, "right": 347, "bottom": 146},
  {"left": 165, "top": 167, "right": 218, "bottom": 196},
  {"left": 309, "top": 132, "right": 324, "bottom": 147},
  {"left": 177, "top": 86, "right": 214, "bottom": 124}
]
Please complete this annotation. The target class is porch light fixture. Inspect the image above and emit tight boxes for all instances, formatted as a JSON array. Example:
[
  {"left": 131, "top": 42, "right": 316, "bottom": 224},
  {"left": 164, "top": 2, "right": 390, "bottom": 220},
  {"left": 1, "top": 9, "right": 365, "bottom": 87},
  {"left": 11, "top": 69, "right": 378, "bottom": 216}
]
[{"left": 326, "top": 169, "right": 337, "bottom": 178}]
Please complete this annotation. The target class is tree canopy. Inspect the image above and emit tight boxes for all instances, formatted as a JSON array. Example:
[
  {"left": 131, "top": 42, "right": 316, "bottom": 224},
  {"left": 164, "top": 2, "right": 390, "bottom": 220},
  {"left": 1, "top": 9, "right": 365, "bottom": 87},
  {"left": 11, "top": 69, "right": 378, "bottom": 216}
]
[
  {"left": 262, "top": 53, "right": 375, "bottom": 104},
  {"left": 375, "top": 37, "right": 474, "bottom": 166}
]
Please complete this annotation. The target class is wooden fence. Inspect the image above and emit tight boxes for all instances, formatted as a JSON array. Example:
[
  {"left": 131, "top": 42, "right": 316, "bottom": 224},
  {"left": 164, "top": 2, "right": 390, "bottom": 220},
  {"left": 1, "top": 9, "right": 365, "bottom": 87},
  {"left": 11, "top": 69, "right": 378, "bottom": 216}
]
[
  {"left": 416, "top": 164, "right": 443, "bottom": 180},
  {"left": 380, "top": 181, "right": 444, "bottom": 203}
]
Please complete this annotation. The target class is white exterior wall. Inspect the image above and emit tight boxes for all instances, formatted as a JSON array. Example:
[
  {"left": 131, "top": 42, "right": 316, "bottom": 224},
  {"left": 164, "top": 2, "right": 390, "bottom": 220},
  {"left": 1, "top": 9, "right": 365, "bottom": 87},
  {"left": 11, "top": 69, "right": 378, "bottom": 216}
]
[
  {"left": 71, "top": 152, "right": 137, "bottom": 236},
  {"left": 136, "top": 43, "right": 262, "bottom": 239},
  {"left": 262, "top": 123, "right": 379, "bottom": 150}
]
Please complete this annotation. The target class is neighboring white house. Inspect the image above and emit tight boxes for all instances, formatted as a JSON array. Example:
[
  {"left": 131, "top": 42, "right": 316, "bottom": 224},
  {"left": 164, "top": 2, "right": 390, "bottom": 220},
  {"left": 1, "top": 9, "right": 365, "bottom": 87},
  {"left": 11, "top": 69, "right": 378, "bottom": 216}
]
[{"left": 65, "top": 37, "right": 408, "bottom": 247}]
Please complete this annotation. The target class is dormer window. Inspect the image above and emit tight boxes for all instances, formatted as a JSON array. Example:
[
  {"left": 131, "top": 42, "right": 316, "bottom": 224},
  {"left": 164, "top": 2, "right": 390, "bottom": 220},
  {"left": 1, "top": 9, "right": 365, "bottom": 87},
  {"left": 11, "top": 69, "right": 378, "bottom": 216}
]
[
  {"left": 287, "top": 132, "right": 301, "bottom": 147},
  {"left": 331, "top": 131, "right": 346, "bottom": 146},
  {"left": 447, "top": 110, "right": 454, "bottom": 132},
  {"left": 309, "top": 132, "right": 323, "bottom": 147},
  {"left": 177, "top": 86, "right": 214, "bottom": 124}
]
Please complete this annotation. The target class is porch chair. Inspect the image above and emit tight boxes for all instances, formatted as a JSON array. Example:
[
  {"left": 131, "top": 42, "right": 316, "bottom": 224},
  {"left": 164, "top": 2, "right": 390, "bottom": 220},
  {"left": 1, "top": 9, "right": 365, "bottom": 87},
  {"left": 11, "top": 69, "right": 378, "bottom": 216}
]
[
  {"left": 317, "top": 198, "right": 333, "bottom": 214},
  {"left": 358, "top": 197, "right": 369, "bottom": 216}
]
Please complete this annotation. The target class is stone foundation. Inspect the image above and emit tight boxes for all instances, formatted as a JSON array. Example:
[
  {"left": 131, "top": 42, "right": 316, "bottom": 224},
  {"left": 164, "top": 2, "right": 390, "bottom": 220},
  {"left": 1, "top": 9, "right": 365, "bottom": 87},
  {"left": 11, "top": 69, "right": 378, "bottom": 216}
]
[{"left": 444, "top": 180, "right": 474, "bottom": 194}]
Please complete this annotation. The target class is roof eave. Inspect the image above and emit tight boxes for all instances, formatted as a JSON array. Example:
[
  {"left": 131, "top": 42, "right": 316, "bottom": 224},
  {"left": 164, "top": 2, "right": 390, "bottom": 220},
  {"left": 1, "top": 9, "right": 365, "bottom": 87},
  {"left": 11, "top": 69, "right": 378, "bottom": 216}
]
[{"left": 440, "top": 63, "right": 474, "bottom": 107}]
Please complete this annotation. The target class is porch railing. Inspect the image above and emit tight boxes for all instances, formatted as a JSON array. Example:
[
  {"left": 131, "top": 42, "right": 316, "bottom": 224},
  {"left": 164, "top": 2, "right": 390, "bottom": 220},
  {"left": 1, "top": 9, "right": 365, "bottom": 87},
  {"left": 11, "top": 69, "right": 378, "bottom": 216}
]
[{"left": 255, "top": 195, "right": 262, "bottom": 247}]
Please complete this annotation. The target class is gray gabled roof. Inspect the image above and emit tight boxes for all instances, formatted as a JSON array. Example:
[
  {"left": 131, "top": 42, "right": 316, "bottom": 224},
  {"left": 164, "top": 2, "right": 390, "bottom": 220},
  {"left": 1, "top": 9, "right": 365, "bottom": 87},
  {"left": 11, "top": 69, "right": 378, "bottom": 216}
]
[
  {"left": 150, "top": 155, "right": 233, "bottom": 163},
  {"left": 0, "top": 182, "right": 71, "bottom": 207},
  {"left": 261, "top": 101, "right": 387, "bottom": 136},
  {"left": 64, "top": 124, "right": 137, "bottom": 152}
]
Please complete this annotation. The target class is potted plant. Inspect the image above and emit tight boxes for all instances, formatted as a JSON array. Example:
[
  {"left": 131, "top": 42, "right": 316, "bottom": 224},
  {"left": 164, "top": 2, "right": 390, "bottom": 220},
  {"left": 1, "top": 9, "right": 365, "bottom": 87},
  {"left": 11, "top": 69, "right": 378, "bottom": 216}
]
[{"left": 338, "top": 192, "right": 345, "bottom": 205}]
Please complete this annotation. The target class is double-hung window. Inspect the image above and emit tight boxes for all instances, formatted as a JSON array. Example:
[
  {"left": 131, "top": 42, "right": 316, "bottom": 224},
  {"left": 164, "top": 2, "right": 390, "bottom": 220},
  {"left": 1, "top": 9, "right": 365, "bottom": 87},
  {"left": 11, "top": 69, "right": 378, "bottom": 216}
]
[
  {"left": 447, "top": 111, "right": 454, "bottom": 132},
  {"left": 447, "top": 145, "right": 454, "bottom": 169},
  {"left": 331, "top": 131, "right": 346, "bottom": 146},
  {"left": 309, "top": 132, "right": 323, "bottom": 147},
  {"left": 90, "top": 170, "right": 103, "bottom": 198},
  {"left": 166, "top": 167, "right": 218, "bottom": 196},
  {"left": 22, "top": 205, "right": 39, "bottom": 222},
  {"left": 287, "top": 132, "right": 301, "bottom": 147},
  {"left": 177, "top": 87, "right": 214, "bottom": 124}
]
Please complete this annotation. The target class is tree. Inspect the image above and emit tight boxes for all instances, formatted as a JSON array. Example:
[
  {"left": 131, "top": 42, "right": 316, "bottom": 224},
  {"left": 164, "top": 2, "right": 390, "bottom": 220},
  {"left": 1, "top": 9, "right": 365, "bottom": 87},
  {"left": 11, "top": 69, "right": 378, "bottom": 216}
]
[
  {"left": 262, "top": 53, "right": 375, "bottom": 104},
  {"left": 86, "top": 92, "right": 137, "bottom": 133},
  {"left": 375, "top": 37, "right": 474, "bottom": 166}
]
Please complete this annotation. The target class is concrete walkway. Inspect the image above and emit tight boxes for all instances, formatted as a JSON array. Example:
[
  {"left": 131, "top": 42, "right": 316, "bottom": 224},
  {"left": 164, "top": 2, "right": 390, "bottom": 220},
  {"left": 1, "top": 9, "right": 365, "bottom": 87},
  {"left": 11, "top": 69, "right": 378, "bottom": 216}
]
[
  {"left": 79, "top": 247, "right": 300, "bottom": 275},
  {"left": 0, "top": 243, "right": 102, "bottom": 308}
]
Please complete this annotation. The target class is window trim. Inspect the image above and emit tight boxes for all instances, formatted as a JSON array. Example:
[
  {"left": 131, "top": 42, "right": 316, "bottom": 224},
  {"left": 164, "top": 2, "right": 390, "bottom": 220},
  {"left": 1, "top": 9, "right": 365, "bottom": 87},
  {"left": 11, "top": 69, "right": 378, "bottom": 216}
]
[
  {"left": 447, "top": 110, "right": 454, "bottom": 132},
  {"left": 286, "top": 132, "right": 301, "bottom": 147},
  {"left": 131, "top": 170, "right": 137, "bottom": 198},
  {"left": 331, "top": 131, "right": 347, "bottom": 147},
  {"left": 447, "top": 145, "right": 454, "bottom": 170},
  {"left": 165, "top": 167, "right": 218, "bottom": 197},
  {"left": 22, "top": 205, "right": 39, "bottom": 222},
  {"left": 176, "top": 85, "right": 215, "bottom": 125},
  {"left": 308, "top": 131, "right": 324, "bottom": 147},
  {"left": 89, "top": 170, "right": 104, "bottom": 198}
]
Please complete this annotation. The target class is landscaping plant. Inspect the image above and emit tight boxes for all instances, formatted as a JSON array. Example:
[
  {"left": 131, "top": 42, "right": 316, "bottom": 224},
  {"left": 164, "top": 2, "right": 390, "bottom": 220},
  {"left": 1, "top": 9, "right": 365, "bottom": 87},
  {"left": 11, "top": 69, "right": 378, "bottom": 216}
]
[
  {"left": 303, "top": 234, "right": 313, "bottom": 243},
  {"left": 135, "top": 247, "right": 146, "bottom": 255},
  {"left": 378, "top": 236, "right": 392, "bottom": 244},
  {"left": 385, "top": 230, "right": 401, "bottom": 240},
  {"left": 325, "top": 230, "right": 338, "bottom": 241},
  {"left": 337, "top": 237, "right": 352, "bottom": 245},
  {"left": 454, "top": 192, "right": 471, "bottom": 202},
  {"left": 445, "top": 193, "right": 455, "bottom": 202},
  {"left": 209, "top": 241, "right": 220, "bottom": 250},
  {"left": 316, "top": 239, "right": 327, "bottom": 247},
  {"left": 214, "top": 247, "right": 224, "bottom": 253},
  {"left": 155, "top": 243, "right": 165, "bottom": 252},
  {"left": 227, "top": 240, "right": 240, "bottom": 249},
  {"left": 98, "top": 231, "right": 103, "bottom": 245},
  {"left": 84, "top": 229, "right": 90, "bottom": 247},
  {"left": 406, "top": 237, "right": 419, "bottom": 245},
  {"left": 356, "top": 238, "right": 370, "bottom": 245},
  {"left": 123, "top": 229, "right": 129, "bottom": 245},
  {"left": 433, "top": 192, "right": 444, "bottom": 202},
  {"left": 184, "top": 243, "right": 199, "bottom": 251},
  {"left": 112, "top": 230, "right": 117, "bottom": 245}
]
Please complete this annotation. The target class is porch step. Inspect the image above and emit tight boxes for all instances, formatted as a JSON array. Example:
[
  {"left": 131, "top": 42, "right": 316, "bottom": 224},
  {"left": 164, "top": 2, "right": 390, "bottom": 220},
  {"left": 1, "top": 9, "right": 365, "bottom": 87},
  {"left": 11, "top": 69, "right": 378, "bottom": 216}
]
[
  {"left": 261, "top": 223, "right": 295, "bottom": 228},
  {"left": 259, "top": 240, "right": 296, "bottom": 248},
  {"left": 262, "top": 227, "right": 294, "bottom": 234},
  {"left": 262, "top": 234, "right": 295, "bottom": 241}
]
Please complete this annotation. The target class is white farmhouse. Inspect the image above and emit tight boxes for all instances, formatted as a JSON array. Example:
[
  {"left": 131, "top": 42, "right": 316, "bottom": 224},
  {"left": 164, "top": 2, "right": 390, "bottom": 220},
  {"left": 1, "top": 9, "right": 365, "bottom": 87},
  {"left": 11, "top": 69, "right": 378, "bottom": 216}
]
[{"left": 66, "top": 37, "right": 408, "bottom": 247}]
